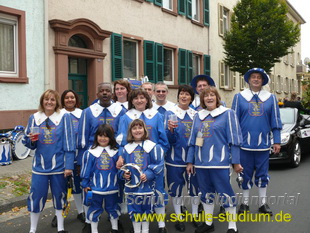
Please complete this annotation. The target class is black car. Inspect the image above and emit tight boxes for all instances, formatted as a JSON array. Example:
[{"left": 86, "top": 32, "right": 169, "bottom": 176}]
[{"left": 270, "top": 107, "right": 310, "bottom": 167}]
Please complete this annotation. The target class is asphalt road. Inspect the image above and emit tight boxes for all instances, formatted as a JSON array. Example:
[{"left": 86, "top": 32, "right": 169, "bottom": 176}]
[{"left": 1, "top": 154, "right": 310, "bottom": 233}]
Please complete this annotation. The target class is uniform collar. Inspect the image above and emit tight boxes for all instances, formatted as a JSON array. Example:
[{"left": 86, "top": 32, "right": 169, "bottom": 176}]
[
  {"left": 34, "top": 111, "right": 64, "bottom": 126},
  {"left": 192, "top": 95, "right": 201, "bottom": 108},
  {"left": 153, "top": 101, "right": 175, "bottom": 111},
  {"left": 60, "top": 108, "right": 82, "bottom": 118},
  {"left": 240, "top": 88, "right": 271, "bottom": 102},
  {"left": 124, "top": 140, "right": 156, "bottom": 154},
  {"left": 116, "top": 101, "right": 128, "bottom": 110},
  {"left": 198, "top": 105, "right": 228, "bottom": 120},
  {"left": 88, "top": 146, "right": 118, "bottom": 158},
  {"left": 126, "top": 108, "right": 158, "bottom": 120},
  {"left": 172, "top": 105, "right": 196, "bottom": 120},
  {"left": 89, "top": 102, "right": 123, "bottom": 118}
]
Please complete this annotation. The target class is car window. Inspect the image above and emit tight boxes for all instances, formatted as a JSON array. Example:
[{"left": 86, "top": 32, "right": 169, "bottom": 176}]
[{"left": 280, "top": 108, "right": 295, "bottom": 124}]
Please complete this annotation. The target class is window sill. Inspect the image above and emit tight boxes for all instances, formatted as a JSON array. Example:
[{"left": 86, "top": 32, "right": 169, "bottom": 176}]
[
  {"left": 162, "top": 8, "right": 178, "bottom": 17},
  {"left": 191, "top": 20, "right": 204, "bottom": 27},
  {"left": 0, "top": 76, "right": 29, "bottom": 83},
  {"left": 133, "top": 0, "right": 143, "bottom": 3}
]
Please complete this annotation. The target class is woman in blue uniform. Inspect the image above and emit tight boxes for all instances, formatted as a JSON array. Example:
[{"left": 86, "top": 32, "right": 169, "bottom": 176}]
[
  {"left": 187, "top": 87, "right": 243, "bottom": 233},
  {"left": 23, "top": 89, "right": 76, "bottom": 233}
]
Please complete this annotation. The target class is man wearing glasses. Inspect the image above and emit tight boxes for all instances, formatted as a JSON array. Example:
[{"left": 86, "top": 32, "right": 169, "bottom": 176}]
[{"left": 152, "top": 82, "right": 175, "bottom": 115}]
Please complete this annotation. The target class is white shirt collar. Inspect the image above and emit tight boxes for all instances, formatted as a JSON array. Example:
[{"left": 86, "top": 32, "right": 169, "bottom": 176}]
[
  {"left": 240, "top": 89, "right": 271, "bottom": 102},
  {"left": 198, "top": 105, "right": 228, "bottom": 120},
  {"left": 60, "top": 108, "right": 82, "bottom": 118},
  {"left": 153, "top": 101, "right": 175, "bottom": 111},
  {"left": 89, "top": 102, "right": 123, "bottom": 118},
  {"left": 116, "top": 101, "right": 128, "bottom": 110},
  {"left": 192, "top": 95, "right": 201, "bottom": 108},
  {"left": 172, "top": 105, "right": 196, "bottom": 120},
  {"left": 33, "top": 111, "right": 64, "bottom": 126},
  {"left": 126, "top": 108, "right": 158, "bottom": 120},
  {"left": 88, "top": 146, "right": 118, "bottom": 158},
  {"left": 124, "top": 140, "right": 156, "bottom": 154}
]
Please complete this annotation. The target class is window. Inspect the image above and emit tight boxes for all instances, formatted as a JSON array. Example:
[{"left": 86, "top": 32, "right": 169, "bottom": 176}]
[
  {"left": 178, "top": 0, "right": 209, "bottom": 26},
  {"left": 269, "top": 74, "right": 274, "bottom": 93},
  {"left": 192, "top": 0, "right": 200, "bottom": 21},
  {"left": 219, "top": 61, "right": 236, "bottom": 90},
  {"left": 192, "top": 54, "right": 200, "bottom": 77},
  {"left": 240, "top": 75, "right": 247, "bottom": 91},
  {"left": 163, "top": 47, "right": 174, "bottom": 84},
  {"left": 0, "top": 7, "right": 27, "bottom": 83},
  {"left": 290, "top": 79, "right": 295, "bottom": 93},
  {"left": 163, "top": 0, "right": 173, "bottom": 10},
  {"left": 290, "top": 49, "right": 295, "bottom": 67},
  {"left": 123, "top": 39, "right": 138, "bottom": 79},
  {"left": 218, "top": 4, "right": 229, "bottom": 37},
  {"left": 284, "top": 77, "right": 289, "bottom": 94},
  {"left": 276, "top": 75, "right": 282, "bottom": 93}
]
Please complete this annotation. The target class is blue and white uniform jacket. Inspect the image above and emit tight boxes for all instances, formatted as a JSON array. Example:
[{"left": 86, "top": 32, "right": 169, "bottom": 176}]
[
  {"left": 232, "top": 89, "right": 282, "bottom": 151},
  {"left": 23, "top": 111, "right": 76, "bottom": 174},
  {"left": 81, "top": 146, "right": 119, "bottom": 195},
  {"left": 119, "top": 140, "right": 164, "bottom": 195},
  {"left": 116, "top": 108, "right": 169, "bottom": 153},
  {"left": 115, "top": 101, "right": 128, "bottom": 111},
  {"left": 165, "top": 106, "right": 196, "bottom": 167},
  {"left": 187, "top": 106, "right": 242, "bottom": 168},
  {"left": 77, "top": 102, "right": 126, "bottom": 165},
  {"left": 152, "top": 101, "right": 175, "bottom": 116}
]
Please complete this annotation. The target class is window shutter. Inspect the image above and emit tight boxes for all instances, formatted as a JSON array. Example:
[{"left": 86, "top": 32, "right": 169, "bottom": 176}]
[
  {"left": 232, "top": 71, "right": 236, "bottom": 89},
  {"left": 178, "top": 48, "right": 187, "bottom": 85},
  {"left": 145, "top": 0, "right": 154, "bottom": 3},
  {"left": 219, "top": 61, "right": 225, "bottom": 88},
  {"left": 144, "top": 40, "right": 155, "bottom": 82},
  {"left": 187, "top": 0, "right": 192, "bottom": 19},
  {"left": 154, "top": 0, "right": 162, "bottom": 6},
  {"left": 187, "top": 51, "right": 193, "bottom": 84},
  {"left": 178, "top": 0, "right": 186, "bottom": 15},
  {"left": 203, "top": 0, "right": 210, "bottom": 26},
  {"left": 155, "top": 43, "right": 164, "bottom": 82},
  {"left": 218, "top": 4, "right": 224, "bottom": 36},
  {"left": 111, "top": 33, "right": 123, "bottom": 81},
  {"left": 204, "top": 55, "right": 211, "bottom": 76}
]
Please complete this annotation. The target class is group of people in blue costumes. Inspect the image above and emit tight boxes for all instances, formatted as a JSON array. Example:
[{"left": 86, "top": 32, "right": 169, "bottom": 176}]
[{"left": 23, "top": 67, "right": 282, "bottom": 233}]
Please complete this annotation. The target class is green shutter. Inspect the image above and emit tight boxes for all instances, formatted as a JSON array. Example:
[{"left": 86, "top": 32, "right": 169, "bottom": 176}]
[
  {"left": 178, "top": 48, "right": 187, "bottom": 85},
  {"left": 111, "top": 33, "right": 123, "bottom": 81},
  {"left": 203, "top": 0, "right": 210, "bottom": 26},
  {"left": 187, "top": 0, "right": 192, "bottom": 19},
  {"left": 156, "top": 43, "right": 164, "bottom": 82},
  {"left": 187, "top": 51, "right": 193, "bottom": 84},
  {"left": 204, "top": 55, "right": 211, "bottom": 75},
  {"left": 178, "top": 0, "right": 186, "bottom": 15},
  {"left": 154, "top": 0, "right": 162, "bottom": 6},
  {"left": 144, "top": 40, "right": 155, "bottom": 82},
  {"left": 145, "top": 0, "right": 154, "bottom": 2}
]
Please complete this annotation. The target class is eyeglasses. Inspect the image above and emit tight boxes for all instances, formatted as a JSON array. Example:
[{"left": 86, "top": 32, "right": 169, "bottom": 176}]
[{"left": 156, "top": 90, "right": 167, "bottom": 93}]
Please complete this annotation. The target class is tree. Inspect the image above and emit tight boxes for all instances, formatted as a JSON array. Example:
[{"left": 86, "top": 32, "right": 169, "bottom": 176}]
[{"left": 223, "top": 0, "right": 300, "bottom": 75}]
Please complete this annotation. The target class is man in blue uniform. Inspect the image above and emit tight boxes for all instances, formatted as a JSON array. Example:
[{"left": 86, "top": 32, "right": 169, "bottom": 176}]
[{"left": 232, "top": 68, "right": 282, "bottom": 215}]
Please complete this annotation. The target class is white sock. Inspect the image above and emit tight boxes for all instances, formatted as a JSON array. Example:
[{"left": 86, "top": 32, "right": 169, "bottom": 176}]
[
  {"left": 84, "top": 205, "right": 91, "bottom": 223},
  {"left": 191, "top": 196, "right": 199, "bottom": 216},
  {"left": 172, "top": 197, "right": 182, "bottom": 220},
  {"left": 154, "top": 206, "right": 165, "bottom": 228},
  {"left": 202, "top": 203, "right": 214, "bottom": 226},
  {"left": 110, "top": 218, "right": 118, "bottom": 230},
  {"left": 30, "top": 212, "right": 40, "bottom": 233},
  {"left": 90, "top": 221, "right": 98, "bottom": 233},
  {"left": 141, "top": 221, "right": 149, "bottom": 233},
  {"left": 258, "top": 187, "right": 267, "bottom": 206},
  {"left": 73, "top": 194, "right": 84, "bottom": 214},
  {"left": 242, "top": 189, "right": 250, "bottom": 205},
  {"left": 226, "top": 207, "right": 237, "bottom": 231},
  {"left": 55, "top": 209, "right": 64, "bottom": 231},
  {"left": 133, "top": 221, "right": 142, "bottom": 233}
]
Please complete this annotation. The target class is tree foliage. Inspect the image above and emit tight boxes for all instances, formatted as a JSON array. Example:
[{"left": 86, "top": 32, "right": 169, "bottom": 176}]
[{"left": 223, "top": 0, "right": 300, "bottom": 75}]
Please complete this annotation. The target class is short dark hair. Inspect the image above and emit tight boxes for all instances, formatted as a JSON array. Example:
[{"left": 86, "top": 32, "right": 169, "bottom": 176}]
[
  {"left": 92, "top": 124, "right": 117, "bottom": 150},
  {"left": 128, "top": 88, "right": 153, "bottom": 110},
  {"left": 177, "top": 85, "right": 195, "bottom": 104},
  {"left": 200, "top": 87, "right": 222, "bottom": 109},
  {"left": 61, "top": 89, "right": 80, "bottom": 109},
  {"left": 113, "top": 80, "right": 132, "bottom": 102},
  {"left": 127, "top": 119, "right": 149, "bottom": 143},
  {"left": 196, "top": 76, "right": 210, "bottom": 85}
]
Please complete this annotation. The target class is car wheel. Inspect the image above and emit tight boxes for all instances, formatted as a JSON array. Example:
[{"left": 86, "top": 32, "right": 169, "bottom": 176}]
[{"left": 290, "top": 141, "right": 301, "bottom": 168}]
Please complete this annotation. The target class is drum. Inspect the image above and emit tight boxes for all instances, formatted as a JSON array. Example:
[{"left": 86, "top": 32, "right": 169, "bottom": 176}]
[
  {"left": 0, "top": 133, "right": 12, "bottom": 166},
  {"left": 11, "top": 129, "right": 30, "bottom": 160}
]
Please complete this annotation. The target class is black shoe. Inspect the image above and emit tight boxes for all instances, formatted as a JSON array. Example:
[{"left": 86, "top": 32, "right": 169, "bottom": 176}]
[
  {"left": 181, "top": 205, "right": 187, "bottom": 214},
  {"left": 227, "top": 229, "right": 238, "bottom": 233},
  {"left": 238, "top": 204, "right": 249, "bottom": 214},
  {"left": 193, "top": 221, "right": 204, "bottom": 228},
  {"left": 198, "top": 203, "right": 204, "bottom": 214},
  {"left": 82, "top": 223, "right": 91, "bottom": 233},
  {"left": 258, "top": 204, "right": 273, "bottom": 216},
  {"left": 219, "top": 206, "right": 226, "bottom": 215},
  {"left": 77, "top": 212, "right": 86, "bottom": 223},
  {"left": 175, "top": 221, "right": 185, "bottom": 232},
  {"left": 129, "top": 225, "right": 134, "bottom": 233},
  {"left": 58, "top": 231, "right": 68, "bottom": 233},
  {"left": 51, "top": 215, "right": 57, "bottom": 228},
  {"left": 110, "top": 230, "right": 119, "bottom": 233},
  {"left": 195, "top": 223, "right": 214, "bottom": 233},
  {"left": 118, "top": 221, "right": 124, "bottom": 233},
  {"left": 158, "top": 227, "right": 168, "bottom": 233}
]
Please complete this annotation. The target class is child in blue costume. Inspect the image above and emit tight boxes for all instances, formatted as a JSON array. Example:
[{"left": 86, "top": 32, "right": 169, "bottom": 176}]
[
  {"left": 232, "top": 68, "right": 282, "bottom": 216},
  {"left": 187, "top": 87, "right": 243, "bottom": 233},
  {"left": 116, "top": 88, "right": 169, "bottom": 233},
  {"left": 81, "top": 124, "right": 121, "bottom": 233},
  {"left": 119, "top": 119, "right": 164, "bottom": 233},
  {"left": 165, "top": 85, "right": 200, "bottom": 232},
  {"left": 23, "top": 89, "right": 76, "bottom": 233}
]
